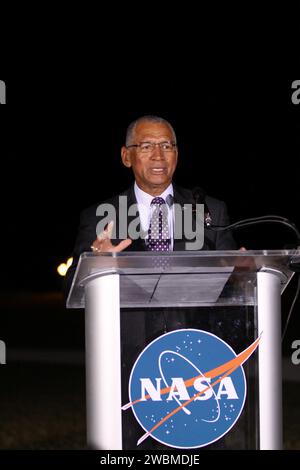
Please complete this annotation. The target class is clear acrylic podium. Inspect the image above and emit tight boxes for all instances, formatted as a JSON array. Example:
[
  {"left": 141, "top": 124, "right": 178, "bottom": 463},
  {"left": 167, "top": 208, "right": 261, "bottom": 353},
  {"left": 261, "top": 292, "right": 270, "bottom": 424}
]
[{"left": 67, "top": 250, "right": 300, "bottom": 450}]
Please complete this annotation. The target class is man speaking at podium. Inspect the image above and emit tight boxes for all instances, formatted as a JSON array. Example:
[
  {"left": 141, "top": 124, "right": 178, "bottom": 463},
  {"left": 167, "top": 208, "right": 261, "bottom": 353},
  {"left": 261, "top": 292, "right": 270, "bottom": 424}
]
[
  {"left": 65, "top": 115, "right": 237, "bottom": 449},
  {"left": 65, "top": 115, "right": 236, "bottom": 295}
]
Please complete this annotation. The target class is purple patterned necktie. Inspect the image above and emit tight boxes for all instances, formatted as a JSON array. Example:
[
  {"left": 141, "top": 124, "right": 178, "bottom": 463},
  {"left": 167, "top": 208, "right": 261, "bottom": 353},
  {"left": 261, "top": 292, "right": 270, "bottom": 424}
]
[{"left": 146, "top": 197, "right": 170, "bottom": 251}]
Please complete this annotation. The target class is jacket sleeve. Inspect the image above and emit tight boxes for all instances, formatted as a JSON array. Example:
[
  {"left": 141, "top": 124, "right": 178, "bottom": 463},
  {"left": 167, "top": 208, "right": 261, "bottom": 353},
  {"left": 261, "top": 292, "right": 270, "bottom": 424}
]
[{"left": 64, "top": 207, "right": 97, "bottom": 300}]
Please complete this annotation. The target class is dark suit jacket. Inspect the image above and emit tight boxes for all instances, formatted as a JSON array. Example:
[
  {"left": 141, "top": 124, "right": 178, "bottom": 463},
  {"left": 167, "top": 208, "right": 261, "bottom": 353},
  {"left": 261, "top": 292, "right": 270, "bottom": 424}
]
[{"left": 65, "top": 184, "right": 236, "bottom": 296}]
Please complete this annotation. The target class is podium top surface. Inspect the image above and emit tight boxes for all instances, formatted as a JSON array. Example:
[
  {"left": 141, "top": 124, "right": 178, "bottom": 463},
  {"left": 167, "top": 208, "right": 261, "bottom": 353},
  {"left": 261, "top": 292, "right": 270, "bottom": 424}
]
[{"left": 66, "top": 250, "right": 300, "bottom": 308}]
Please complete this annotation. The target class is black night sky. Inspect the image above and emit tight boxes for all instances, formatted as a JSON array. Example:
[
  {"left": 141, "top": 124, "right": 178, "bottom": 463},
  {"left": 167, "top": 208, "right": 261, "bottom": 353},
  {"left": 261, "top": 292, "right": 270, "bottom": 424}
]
[{"left": 1, "top": 77, "right": 299, "bottom": 292}]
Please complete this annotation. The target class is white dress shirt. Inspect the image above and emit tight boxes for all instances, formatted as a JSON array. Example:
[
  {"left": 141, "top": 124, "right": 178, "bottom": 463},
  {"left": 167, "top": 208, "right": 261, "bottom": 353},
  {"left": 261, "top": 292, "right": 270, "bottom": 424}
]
[{"left": 134, "top": 182, "right": 174, "bottom": 250}]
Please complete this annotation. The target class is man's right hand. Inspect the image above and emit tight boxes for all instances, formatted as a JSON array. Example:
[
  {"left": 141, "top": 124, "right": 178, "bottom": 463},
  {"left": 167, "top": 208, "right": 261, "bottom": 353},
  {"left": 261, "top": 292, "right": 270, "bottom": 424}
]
[{"left": 91, "top": 221, "right": 132, "bottom": 253}]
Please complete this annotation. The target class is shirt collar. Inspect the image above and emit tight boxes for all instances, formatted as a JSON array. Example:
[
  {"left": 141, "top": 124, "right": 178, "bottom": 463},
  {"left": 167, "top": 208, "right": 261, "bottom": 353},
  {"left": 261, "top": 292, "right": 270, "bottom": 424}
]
[{"left": 134, "top": 182, "right": 174, "bottom": 207}]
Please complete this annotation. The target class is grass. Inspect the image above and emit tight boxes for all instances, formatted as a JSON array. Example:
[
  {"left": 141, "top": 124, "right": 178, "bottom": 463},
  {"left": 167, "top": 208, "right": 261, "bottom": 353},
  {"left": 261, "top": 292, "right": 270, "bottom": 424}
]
[{"left": 0, "top": 363, "right": 299, "bottom": 450}]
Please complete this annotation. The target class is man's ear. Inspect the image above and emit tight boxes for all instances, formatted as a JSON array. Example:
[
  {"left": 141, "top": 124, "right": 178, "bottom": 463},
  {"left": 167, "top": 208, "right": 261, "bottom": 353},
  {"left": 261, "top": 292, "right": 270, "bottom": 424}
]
[{"left": 121, "top": 146, "right": 132, "bottom": 168}]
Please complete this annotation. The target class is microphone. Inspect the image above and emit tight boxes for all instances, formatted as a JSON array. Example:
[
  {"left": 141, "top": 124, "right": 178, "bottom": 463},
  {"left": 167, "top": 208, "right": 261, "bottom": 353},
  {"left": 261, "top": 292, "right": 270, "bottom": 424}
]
[
  {"left": 209, "top": 214, "right": 300, "bottom": 252},
  {"left": 191, "top": 188, "right": 300, "bottom": 253},
  {"left": 192, "top": 187, "right": 212, "bottom": 227}
]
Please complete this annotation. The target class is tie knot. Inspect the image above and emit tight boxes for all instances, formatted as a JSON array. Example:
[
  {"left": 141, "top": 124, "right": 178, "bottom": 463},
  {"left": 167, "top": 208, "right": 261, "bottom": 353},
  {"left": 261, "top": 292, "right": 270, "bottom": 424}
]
[{"left": 151, "top": 197, "right": 166, "bottom": 206}]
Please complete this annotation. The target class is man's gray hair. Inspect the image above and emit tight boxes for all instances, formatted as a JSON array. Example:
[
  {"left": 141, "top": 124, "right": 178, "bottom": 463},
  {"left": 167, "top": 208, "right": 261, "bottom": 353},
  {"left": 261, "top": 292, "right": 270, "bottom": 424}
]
[{"left": 125, "top": 115, "right": 177, "bottom": 146}]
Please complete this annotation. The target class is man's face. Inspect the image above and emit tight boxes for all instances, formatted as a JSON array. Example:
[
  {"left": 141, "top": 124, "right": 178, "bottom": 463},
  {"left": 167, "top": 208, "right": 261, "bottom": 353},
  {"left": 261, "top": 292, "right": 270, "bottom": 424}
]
[{"left": 121, "top": 121, "right": 178, "bottom": 196}]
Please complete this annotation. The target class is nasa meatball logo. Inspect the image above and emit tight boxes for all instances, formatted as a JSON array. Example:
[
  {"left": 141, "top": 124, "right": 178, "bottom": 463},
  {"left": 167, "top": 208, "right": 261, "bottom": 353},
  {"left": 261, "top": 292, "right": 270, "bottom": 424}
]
[{"left": 122, "top": 329, "right": 260, "bottom": 448}]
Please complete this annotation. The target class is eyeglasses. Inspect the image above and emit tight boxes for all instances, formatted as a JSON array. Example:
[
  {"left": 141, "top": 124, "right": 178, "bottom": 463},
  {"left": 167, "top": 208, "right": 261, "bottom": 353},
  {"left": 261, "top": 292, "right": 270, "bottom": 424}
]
[{"left": 126, "top": 141, "right": 177, "bottom": 154}]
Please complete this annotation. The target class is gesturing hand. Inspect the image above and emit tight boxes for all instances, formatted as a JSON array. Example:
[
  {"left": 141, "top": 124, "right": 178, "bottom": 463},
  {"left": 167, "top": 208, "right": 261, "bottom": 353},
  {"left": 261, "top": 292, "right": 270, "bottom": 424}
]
[{"left": 91, "top": 221, "right": 132, "bottom": 253}]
